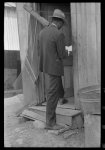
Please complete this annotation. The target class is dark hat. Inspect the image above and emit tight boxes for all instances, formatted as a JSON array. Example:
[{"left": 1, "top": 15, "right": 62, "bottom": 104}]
[{"left": 50, "top": 9, "right": 67, "bottom": 24}]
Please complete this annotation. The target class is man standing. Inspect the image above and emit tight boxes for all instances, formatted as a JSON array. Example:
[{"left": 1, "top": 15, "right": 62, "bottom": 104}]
[{"left": 38, "top": 9, "right": 70, "bottom": 130}]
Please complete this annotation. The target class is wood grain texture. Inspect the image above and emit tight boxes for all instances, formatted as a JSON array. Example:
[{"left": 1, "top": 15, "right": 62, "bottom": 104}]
[
  {"left": 16, "top": 3, "right": 40, "bottom": 106},
  {"left": 71, "top": 3, "right": 80, "bottom": 109},
  {"left": 71, "top": 3, "right": 101, "bottom": 109},
  {"left": 95, "top": 3, "right": 101, "bottom": 84},
  {"left": 29, "top": 106, "right": 81, "bottom": 116},
  {"left": 86, "top": 3, "right": 97, "bottom": 85}
]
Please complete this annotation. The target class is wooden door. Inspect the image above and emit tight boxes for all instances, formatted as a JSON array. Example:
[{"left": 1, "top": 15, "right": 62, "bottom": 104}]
[{"left": 40, "top": 3, "right": 74, "bottom": 100}]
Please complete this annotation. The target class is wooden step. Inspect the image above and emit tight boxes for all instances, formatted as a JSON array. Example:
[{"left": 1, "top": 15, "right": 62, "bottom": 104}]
[
  {"left": 21, "top": 106, "right": 84, "bottom": 129},
  {"left": 21, "top": 110, "right": 46, "bottom": 122},
  {"left": 42, "top": 102, "right": 76, "bottom": 110},
  {"left": 29, "top": 106, "right": 81, "bottom": 117},
  {"left": 42, "top": 97, "right": 76, "bottom": 110}
]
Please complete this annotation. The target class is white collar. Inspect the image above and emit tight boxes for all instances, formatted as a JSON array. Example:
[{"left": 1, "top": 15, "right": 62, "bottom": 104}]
[{"left": 51, "top": 23, "right": 57, "bottom": 28}]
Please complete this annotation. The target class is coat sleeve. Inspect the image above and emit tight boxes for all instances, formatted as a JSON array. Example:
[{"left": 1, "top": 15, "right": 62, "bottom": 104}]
[{"left": 56, "top": 33, "right": 68, "bottom": 59}]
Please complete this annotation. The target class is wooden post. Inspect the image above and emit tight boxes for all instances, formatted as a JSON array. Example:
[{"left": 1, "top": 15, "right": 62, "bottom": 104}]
[
  {"left": 23, "top": 4, "right": 49, "bottom": 27},
  {"left": 16, "top": 3, "right": 40, "bottom": 109},
  {"left": 71, "top": 3, "right": 101, "bottom": 109},
  {"left": 71, "top": 3, "right": 80, "bottom": 109}
]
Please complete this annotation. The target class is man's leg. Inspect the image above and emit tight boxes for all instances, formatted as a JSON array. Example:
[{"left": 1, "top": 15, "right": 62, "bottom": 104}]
[
  {"left": 46, "top": 74, "right": 62, "bottom": 128},
  {"left": 58, "top": 77, "right": 67, "bottom": 105}
]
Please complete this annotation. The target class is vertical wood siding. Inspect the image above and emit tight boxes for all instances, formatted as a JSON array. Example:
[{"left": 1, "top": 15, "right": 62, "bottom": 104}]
[
  {"left": 71, "top": 3, "right": 101, "bottom": 109},
  {"left": 16, "top": 3, "right": 38, "bottom": 106},
  {"left": 16, "top": 3, "right": 44, "bottom": 105},
  {"left": 4, "top": 7, "right": 20, "bottom": 50}
]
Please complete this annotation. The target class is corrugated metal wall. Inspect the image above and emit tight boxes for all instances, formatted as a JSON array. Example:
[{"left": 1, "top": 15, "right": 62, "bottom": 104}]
[
  {"left": 4, "top": 5, "right": 21, "bottom": 90},
  {"left": 4, "top": 6, "right": 20, "bottom": 50}
]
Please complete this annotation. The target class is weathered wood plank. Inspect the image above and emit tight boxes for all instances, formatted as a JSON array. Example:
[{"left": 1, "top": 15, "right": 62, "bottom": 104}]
[
  {"left": 29, "top": 106, "right": 81, "bottom": 117},
  {"left": 71, "top": 3, "right": 80, "bottom": 109},
  {"left": 77, "top": 3, "right": 88, "bottom": 89},
  {"left": 16, "top": 3, "right": 30, "bottom": 66},
  {"left": 80, "top": 3, "right": 88, "bottom": 88},
  {"left": 16, "top": 3, "right": 40, "bottom": 107},
  {"left": 42, "top": 100, "right": 75, "bottom": 109},
  {"left": 23, "top": 4, "right": 49, "bottom": 27},
  {"left": 21, "top": 109, "right": 46, "bottom": 122},
  {"left": 95, "top": 3, "right": 101, "bottom": 84},
  {"left": 22, "top": 106, "right": 83, "bottom": 127},
  {"left": 13, "top": 73, "right": 22, "bottom": 90},
  {"left": 86, "top": 3, "right": 98, "bottom": 85},
  {"left": 71, "top": 3, "right": 100, "bottom": 109},
  {"left": 22, "top": 108, "right": 72, "bottom": 126}
]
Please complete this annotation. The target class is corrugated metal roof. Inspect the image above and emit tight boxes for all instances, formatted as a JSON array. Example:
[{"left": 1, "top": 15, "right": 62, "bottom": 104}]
[{"left": 4, "top": 7, "right": 20, "bottom": 50}]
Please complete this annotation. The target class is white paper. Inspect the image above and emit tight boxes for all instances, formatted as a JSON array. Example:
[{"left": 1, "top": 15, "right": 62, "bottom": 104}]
[{"left": 65, "top": 46, "right": 72, "bottom": 52}]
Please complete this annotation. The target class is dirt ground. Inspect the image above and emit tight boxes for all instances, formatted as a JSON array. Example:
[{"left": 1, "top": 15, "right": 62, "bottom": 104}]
[{"left": 4, "top": 94, "right": 85, "bottom": 147}]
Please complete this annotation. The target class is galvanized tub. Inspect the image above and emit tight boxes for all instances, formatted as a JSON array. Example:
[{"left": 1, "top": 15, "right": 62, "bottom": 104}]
[
  {"left": 78, "top": 85, "right": 101, "bottom": 147},
  {"left": 78, "top": 85, "right": 101, "bottom": 115}
]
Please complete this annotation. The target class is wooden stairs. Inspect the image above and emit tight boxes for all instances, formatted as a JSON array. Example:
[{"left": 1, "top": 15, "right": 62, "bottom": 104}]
[{"left": 20, "top": 98, "right": 84, "bottom": 129}]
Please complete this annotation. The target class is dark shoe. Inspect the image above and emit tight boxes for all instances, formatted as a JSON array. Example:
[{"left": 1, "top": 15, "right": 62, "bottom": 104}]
[
  {"left": 45, "top": 124, "right": 64, "bottom": 130},
  {"left": 58, "top": 98, "right": 68, "bottom": 105}
]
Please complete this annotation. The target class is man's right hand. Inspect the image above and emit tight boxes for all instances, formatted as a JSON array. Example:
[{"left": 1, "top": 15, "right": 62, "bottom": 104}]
[{"left": 65, "top": 46, "right": 72, "bottom": 56}]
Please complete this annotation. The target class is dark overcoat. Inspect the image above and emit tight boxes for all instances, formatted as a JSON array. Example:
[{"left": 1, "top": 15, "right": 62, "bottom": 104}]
[{"left": 38, "top": 24, "right": 68, "bottom": 76}]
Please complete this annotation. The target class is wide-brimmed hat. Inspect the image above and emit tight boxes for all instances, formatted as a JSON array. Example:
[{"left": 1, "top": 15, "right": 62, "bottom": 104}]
[{"left": 50, "top": 9, "right": 67, "bottom": 24}]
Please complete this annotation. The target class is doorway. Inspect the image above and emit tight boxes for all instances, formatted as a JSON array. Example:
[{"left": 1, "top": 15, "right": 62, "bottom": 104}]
[{"left": 40, "top": 3, "right": 74, "bottom": 105}]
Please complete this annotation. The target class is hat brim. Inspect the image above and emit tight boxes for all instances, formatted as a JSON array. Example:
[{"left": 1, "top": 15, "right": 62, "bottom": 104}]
[{"left": 49, "top": 16, "right": 67, "bottom": 24}]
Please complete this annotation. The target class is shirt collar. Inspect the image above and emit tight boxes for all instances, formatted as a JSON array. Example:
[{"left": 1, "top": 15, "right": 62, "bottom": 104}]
[{"left": 51, "top": 23, "right": 58, "bottom": 28}]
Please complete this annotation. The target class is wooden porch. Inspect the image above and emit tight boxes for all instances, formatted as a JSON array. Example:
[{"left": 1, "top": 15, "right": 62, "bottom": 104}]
[{"left": 20, "top": 97, "right": 84, "bottom": 129}]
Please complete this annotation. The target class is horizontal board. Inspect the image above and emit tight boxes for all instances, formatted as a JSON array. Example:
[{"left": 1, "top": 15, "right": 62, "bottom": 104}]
[
  {"left": 21, "top": 110, "right": 45, "bottom": 122},
  {"left": 42, "top": 101, "right": 75, "bottom": 110},
  {"left": 29, "top": 106, "right": 81, "bottom": 117}
]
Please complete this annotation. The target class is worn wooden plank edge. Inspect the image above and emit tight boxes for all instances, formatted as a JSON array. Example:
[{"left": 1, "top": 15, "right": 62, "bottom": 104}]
[
  {"left": 29, "top": 106, "right": 82, "bottom": 117},
  {"left": 21, "top": 109, "right": 46, "bottom": 122},
  {"left": 42, "top": 102, "right": 76, "bottom": 110}
]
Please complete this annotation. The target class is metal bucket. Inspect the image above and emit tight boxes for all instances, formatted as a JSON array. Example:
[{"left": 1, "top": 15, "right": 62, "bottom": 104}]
[
  {"left": 78, "top": 85, "right": 101, "bottom": 147},
  {"left": 78, "top": 85, "right": 101, "bottom": 115}
]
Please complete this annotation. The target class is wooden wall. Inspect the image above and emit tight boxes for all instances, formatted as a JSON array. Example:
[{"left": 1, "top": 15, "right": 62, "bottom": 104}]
[
  {"left": 16, "top": 3, "right": 38, "bottom": 106},
  {"left": 16, "top": 3, "right": 45, "bottom": 105},
  {"left": 71, "top": 3, "right": 101, "bottom": 109}
]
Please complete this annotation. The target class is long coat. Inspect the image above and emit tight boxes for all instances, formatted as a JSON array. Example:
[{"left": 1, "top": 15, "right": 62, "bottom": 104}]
[{"left": 38, "top": 24, "right": 68, "bottom": 76}]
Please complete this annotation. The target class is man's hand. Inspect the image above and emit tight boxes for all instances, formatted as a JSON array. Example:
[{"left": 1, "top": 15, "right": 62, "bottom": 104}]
[{"left": 65, "top": 46, "right": 72, "bottom": 56}]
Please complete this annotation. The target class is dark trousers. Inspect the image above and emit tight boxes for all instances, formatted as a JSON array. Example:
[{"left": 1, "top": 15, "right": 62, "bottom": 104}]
[{"left": 46, "top": 74, "right": 64, "bottom": 127}]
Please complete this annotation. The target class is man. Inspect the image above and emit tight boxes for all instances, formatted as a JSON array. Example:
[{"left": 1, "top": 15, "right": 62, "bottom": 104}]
[{"left": 38, "top": 9, "right": 70, "bottom": 130}]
